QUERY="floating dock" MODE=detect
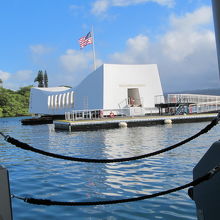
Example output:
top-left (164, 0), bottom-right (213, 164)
top-left (54, 113), bottom-right (217, 132)
top-left (21, 115), bottom-right (65, 125)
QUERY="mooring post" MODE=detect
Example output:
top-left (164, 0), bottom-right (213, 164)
top-left (189, 141), bottom-right (220, 220)
top-left (0, 166), bottom-right (13, 220)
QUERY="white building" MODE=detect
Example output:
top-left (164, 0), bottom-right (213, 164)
top-left (29, 87), bottom-right (74, 115)
top-left (29, 64), bottom-right (164, 116)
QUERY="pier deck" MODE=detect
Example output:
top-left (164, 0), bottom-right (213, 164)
top-left (54, 113), bottom-right (217, 132)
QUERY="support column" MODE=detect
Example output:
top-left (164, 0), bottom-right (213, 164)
top-left (212, 0), bottom-right (220, 76)
top-left (0, 166), bottom-right (13, 220)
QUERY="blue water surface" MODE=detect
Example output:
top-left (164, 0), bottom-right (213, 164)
top-left (0, 117), bottom-right (219, 220)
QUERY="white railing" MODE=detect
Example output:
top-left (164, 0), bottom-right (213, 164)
top-left (155, 94), bottom-right (220, 105)
top-left (154, 95), bottom-right (166, 104)
top-left (65, 107), bottom-right (159, 121)
top-left (118, 99), bottom-right (128, 109)
top-left (167, 94), bottom-right (220, 104)
top-left (154, 94), bottom-right (220, 114)
top-left (189, 101), bottom-right (220, 114)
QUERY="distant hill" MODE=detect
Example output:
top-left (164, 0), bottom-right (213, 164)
top-left (165, 88), bottom-right (220, 96)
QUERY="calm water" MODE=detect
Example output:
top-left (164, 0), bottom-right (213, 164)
top-left (0, 117), bottom-right (219, 220)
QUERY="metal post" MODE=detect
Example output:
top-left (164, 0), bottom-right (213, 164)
top-left (91, 25), bottom-right (97, 71)
top-left (0, 166), bottom-right (13, 220)
top-left (212, 0), bottom-right (220, 77)
top-left (189, 141), bottom-right (220, 220)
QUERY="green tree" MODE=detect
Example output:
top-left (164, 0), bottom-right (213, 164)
top-left (17, 85), bottom-right (32, 96)
top-left (44, 70), bottom-right (48, 87)
top-left (34, 70), bottom-right (44, 87)
top-left (0, 86), bottom-right (32, 117)
top-left (0, 107), bottom-right (3, 117)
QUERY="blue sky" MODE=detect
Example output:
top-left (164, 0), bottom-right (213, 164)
top-left (0, 0), bottom-right (219, 92)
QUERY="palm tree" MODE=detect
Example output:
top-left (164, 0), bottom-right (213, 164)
top-left (34, 70), bottom-right (44, 87)
top-left (44, 71), bottom-right (48, 87)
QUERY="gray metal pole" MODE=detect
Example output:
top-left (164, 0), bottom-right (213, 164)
top-left (212, 0), bottom-right (220, 76)
top-left (0, 166), bottom-right (13, 220)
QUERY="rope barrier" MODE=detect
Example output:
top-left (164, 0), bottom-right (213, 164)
top-left (0, 112), bottom-right (220, 163)
top-left (11, 165), bottom-right (220, 206)
top-left (0, 132), bottom-right (8, 139)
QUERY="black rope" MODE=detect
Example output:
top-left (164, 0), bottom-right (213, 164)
top-left (12, 165), bottom-right (220, 206)
top-left (1, 113), bottom-right (220, 163)
top-left (0, 131), bottom-right (8, 139)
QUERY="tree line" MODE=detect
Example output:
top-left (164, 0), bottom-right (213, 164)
top-left (0, 86), bottom-right (32, 117)
top-left (0, 70), bottom-right (49, 117)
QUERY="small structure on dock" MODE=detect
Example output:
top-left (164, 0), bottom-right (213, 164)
top-left (155, 94), bottom-right (220, 115)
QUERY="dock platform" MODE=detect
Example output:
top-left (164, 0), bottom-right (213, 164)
top-left (54, 113), bottom-right (217, 132)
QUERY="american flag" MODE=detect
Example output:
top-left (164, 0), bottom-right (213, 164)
top-left (79, 32), bottom-right (93, 49)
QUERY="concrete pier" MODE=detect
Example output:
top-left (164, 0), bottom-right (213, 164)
top-left (54, 113), bottom-right (217, 132)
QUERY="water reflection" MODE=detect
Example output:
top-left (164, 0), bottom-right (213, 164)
top-left (99, 127), bottom-right (168, 195)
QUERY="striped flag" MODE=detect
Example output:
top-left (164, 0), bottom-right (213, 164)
top-left (79, 32), bottom-right (93, 49)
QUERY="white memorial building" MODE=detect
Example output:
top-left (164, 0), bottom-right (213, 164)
top-left (29, 64), bottom-right (164, 116)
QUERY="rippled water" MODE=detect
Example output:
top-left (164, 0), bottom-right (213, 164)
top-left (0, 117), bottom-right (219, 220)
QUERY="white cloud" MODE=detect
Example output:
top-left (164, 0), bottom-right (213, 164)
top-left (0, 69), bottom-right (34, 90)
top-left (161, 6), bottom-right (215, 63)
top-left (170, 6), bottom-right (212, 29)
top-left (30, 44), bottom-right (52, 55)
top-left (59, 49), bottom-right (103, 86)
top-left (162, 30), bottom-right (215, 62)
top-left (16, 70), bottom-right (33, 81)
top-left (0, 70), bottom-right (10, 81)
top-left (60, 49), bottom-right (93, 72)
top-left (111, 35), bottom-right (150, 63)
top-left (29, 44), bottom-right (54, 67)
top-left (109, 6), bottom-right (219, 91)
top-left (161, 6), bottom-right (214, 61)
top-left (92, 0), bottom-right (174, 15)
top-left (92, 0), bottom-right (109, 15)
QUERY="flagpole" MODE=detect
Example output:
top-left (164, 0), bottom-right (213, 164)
top-left (91, 25), bottom-right (97, 71)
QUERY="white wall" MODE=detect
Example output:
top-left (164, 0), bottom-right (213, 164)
top-left (29, 87), bottom-right (74, 115)
top-left (74, 65), bottom-right (104, 110)
top-left (103, 64), bottom-right (163, 109)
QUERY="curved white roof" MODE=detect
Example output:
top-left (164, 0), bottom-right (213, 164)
top-left (32, 87), bottom-right (71, 92)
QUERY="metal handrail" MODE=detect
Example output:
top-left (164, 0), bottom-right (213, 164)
top-left (65, 107), bottom-right (159, 121)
